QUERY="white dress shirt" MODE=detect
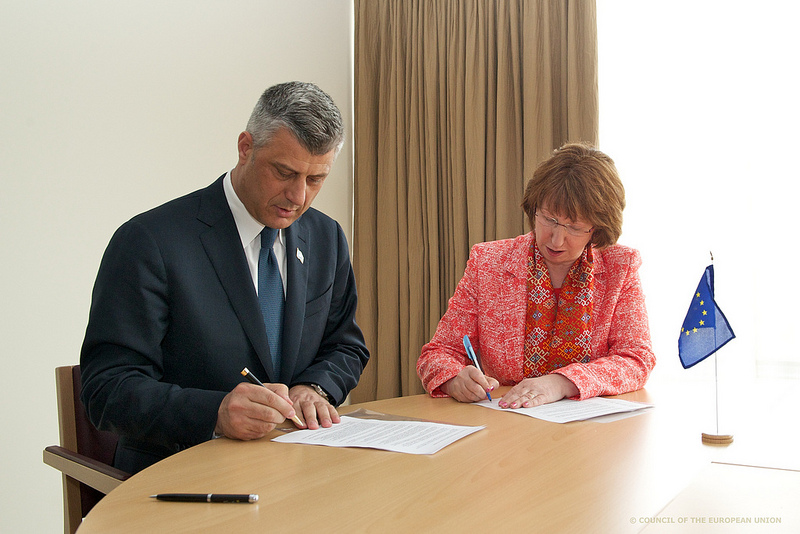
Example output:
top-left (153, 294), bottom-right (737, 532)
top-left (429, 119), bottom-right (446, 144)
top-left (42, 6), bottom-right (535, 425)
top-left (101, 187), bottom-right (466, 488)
top-left (222, 172), bottom-right (287, 295)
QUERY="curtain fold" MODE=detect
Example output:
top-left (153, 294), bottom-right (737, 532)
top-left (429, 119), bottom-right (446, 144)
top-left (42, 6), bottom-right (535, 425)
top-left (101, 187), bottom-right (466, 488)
top-left (352, 0), bottom-right (598, 402)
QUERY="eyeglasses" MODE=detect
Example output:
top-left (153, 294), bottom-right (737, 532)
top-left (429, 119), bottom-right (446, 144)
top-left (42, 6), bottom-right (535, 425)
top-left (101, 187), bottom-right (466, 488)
top-left (535, 212), bottom-right (593, 237)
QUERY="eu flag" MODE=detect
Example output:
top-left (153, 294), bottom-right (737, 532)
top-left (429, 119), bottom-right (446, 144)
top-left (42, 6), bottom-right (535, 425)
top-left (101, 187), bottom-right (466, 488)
top-left (679, 265), bottom-right (736, 369)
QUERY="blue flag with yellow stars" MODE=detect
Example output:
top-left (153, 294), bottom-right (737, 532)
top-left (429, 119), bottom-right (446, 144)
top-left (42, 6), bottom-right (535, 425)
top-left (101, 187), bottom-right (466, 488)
top-left (679, 265), bottom-right (736, 369)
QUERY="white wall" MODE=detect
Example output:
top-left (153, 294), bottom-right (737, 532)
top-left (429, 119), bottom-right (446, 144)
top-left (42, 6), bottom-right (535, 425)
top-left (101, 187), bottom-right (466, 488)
top-left (0, 1), bottom-right (353, 531)
top-left (597, 1), bottom-right (800, 427)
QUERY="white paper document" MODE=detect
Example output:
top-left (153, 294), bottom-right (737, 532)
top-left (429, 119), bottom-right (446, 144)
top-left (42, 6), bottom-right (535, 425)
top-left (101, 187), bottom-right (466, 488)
top-left (272, 415), bottom-right (484, 454)
top-left (474, 397), bottom-right (652, 423)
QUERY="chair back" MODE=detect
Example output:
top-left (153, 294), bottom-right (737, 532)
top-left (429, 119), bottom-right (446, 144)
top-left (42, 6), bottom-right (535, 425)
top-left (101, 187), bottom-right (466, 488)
top-left (45, 365), bottom-right (129, 533)
top-left (62, 366), bottom-right (120, 517)
top-left (51, 365), bottom-right (125, 527)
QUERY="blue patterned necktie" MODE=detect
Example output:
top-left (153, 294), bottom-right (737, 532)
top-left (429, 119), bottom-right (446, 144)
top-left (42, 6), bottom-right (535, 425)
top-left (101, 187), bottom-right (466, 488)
top-left (258, 227), bottom-right (284, 377)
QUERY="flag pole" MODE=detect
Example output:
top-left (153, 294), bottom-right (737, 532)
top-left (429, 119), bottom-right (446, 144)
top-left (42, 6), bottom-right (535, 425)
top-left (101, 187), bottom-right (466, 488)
top-left (714, 351), bottom-right (719, 434)
top-left (701, 251), bottom-right (733, 445)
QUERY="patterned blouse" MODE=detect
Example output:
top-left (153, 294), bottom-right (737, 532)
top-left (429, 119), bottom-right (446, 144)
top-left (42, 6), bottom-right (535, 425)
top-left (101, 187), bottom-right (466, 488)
top-left (417, 233), bottom-right (655, 399)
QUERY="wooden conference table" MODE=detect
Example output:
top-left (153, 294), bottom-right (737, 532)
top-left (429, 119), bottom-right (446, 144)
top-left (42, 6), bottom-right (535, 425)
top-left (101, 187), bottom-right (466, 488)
top-left (77, 384), bottom-right (797, 533)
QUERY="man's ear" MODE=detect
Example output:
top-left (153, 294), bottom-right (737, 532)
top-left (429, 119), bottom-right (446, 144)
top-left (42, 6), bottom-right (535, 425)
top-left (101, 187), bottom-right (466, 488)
top-left (237, 131), bottom-right (254, 164)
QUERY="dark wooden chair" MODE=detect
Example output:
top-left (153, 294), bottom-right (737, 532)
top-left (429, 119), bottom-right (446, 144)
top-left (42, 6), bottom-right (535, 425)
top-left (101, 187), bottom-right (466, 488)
top-left (43, 365), bottom-right (130, 534)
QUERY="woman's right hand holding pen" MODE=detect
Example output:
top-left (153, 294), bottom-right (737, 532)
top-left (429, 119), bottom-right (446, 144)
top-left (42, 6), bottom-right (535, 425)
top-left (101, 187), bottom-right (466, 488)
top-left (440, 366), bottom-right (499, 403)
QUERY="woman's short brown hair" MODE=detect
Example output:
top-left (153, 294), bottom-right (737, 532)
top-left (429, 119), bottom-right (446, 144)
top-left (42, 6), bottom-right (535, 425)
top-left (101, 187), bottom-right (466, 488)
top-left (521, 142), bottom-right (625, 249)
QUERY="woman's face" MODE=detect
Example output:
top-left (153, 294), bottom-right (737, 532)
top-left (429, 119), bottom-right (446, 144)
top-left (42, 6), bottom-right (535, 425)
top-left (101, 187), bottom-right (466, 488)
top-left (533, 207), bottom-right (594, 271)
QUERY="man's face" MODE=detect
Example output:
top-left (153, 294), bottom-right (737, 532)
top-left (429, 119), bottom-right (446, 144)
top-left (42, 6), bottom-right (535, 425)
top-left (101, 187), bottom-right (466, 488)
top-left (231, 127), bottom-right (336, 229)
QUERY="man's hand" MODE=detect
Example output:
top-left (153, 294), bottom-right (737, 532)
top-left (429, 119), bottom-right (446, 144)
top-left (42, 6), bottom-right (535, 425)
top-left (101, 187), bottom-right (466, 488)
top-left (289, 385), bottom-right (340, 430)
top-left (215, 382), bottom-right (297, 440)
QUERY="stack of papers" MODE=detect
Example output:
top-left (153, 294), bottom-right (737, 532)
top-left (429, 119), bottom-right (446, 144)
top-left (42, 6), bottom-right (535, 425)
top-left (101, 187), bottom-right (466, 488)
top-left (475, 397), bottom-right (652, 423)
top-left (271, 397), bottom-right (651, 455)
top-left (272, 415), bottom-right (484, 454)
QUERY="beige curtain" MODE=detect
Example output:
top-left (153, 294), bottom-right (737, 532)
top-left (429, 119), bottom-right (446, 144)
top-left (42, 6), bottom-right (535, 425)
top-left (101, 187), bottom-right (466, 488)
top-left (351, 0), bottom-right (598, 403)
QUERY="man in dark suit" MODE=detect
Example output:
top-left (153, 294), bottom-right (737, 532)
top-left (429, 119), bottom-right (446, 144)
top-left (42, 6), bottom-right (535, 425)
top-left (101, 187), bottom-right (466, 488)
top-left (80, 82), bottom-right (369, 474)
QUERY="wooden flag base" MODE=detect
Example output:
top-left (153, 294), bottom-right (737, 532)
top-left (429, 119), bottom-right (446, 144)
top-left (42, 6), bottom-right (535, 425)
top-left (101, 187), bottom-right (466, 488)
top-left (701, 432), bottom-right (733, 445)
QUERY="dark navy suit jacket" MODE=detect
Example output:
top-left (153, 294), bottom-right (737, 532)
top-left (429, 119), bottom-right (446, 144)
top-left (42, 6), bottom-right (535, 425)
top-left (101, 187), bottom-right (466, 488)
top-left (80, 176), bottom-right (369, 473)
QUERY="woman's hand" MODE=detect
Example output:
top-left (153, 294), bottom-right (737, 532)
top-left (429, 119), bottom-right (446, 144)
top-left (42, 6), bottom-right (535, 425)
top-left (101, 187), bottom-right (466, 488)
top-left (498, 374), bottom-right (579, 409)
top-left (441, 366), bottom-right (499, 403)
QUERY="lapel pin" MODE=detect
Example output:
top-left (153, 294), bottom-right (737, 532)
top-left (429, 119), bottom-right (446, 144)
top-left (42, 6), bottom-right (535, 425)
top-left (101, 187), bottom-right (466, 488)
top-left (296, 248), bottom-right (304, 264)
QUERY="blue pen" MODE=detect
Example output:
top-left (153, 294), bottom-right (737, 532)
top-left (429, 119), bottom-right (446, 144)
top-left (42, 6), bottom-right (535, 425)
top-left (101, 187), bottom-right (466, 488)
top-left (462, 335), bottom-right (492, 401)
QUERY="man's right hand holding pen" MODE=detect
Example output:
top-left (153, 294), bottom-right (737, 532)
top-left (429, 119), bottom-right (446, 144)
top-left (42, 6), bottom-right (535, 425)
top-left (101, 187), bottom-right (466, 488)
top-left (215, 367), bottom-right (342, 439)
top-left (215, 380), bottom-right (301, 440)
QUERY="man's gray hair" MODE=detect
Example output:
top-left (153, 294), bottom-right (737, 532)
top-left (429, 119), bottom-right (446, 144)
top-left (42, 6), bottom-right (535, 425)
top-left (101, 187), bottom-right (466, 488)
top-left (246, 81), bottom-right (344, 157)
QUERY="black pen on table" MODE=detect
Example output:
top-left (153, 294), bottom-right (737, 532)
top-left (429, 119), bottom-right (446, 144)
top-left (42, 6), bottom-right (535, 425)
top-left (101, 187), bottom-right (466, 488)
top-left (150, 493), bottom-right (258, 503)
top-left (240, 367), bottom-right (305, 427)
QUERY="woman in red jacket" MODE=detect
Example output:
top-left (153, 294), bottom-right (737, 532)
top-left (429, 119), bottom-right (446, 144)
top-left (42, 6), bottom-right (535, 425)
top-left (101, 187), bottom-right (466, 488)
top-left (417, 143), bottom-right (655, 409)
